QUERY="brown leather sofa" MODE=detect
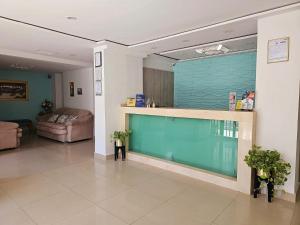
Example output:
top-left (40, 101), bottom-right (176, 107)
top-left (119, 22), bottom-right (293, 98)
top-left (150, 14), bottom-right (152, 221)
top-left (0, 122), bottom-right (22, 150)
top-left (36, 107), bottom-right (94, 143)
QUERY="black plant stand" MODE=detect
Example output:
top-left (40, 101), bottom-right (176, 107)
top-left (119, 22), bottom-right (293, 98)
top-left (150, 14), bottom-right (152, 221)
top-left (114, 143), bottom-right (126, 161)
top-left (253, 169), bottom-right (274, 202)
top-left (253, 170), bottom-right (261, 198)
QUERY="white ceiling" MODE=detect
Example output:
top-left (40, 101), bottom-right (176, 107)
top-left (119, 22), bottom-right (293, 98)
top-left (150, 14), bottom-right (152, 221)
top-left (0, 0), bottom-right (299, 72)
top-left (162, 36), bottom-right (257, 60)
top-left (1, 0), bottom-right (298, 44)
top-left (0, 54), bottom-right (88, 73)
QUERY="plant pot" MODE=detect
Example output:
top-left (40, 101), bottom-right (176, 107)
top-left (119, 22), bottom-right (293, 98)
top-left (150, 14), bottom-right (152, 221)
top-left (274, 189), bottom-right (283, 198)
top-left (116, 139), bottom-right (123, 147)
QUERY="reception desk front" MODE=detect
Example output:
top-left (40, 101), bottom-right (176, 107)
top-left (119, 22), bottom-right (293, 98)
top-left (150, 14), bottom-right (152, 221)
top-left (121, 107), bottom-right (256, 194)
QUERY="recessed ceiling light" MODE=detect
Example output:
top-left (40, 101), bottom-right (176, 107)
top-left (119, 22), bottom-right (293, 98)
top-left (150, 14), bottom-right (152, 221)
top-left (66, 16), bottom-right (77, 20)
top-left (224, 29), bottom-right (234, 34)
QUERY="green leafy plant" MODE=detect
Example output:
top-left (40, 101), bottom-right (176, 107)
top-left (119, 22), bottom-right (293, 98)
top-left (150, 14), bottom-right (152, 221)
top-left (38, 99), bottom-right (53, 116)
top-left (111, 130), bottom-right (131, 144)
top-left (244, 145), bottom-right (291, 187)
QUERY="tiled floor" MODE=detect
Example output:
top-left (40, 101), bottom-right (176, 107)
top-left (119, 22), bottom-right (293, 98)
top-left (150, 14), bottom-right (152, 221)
top-left (0, 135), bottom-right (299, 225)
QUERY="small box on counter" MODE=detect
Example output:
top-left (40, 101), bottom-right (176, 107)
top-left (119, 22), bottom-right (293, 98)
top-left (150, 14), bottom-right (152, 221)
top-left (135, 94), bottom-right (145, 107)
top-left (126, 98), bottom-right (136, 107)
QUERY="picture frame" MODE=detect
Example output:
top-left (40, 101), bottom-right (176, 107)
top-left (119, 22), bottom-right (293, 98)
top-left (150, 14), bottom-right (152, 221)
top-left (0, 80), bottom-right (28, 101)
top-left (267, 37), bottom-right (289, 63)
top-left (69, 82), bottom-right (74, 97)
top-left (77, 88), bottom-right (82, 95)
top-left (95, 52), bottom-right (102, 67)
top-left (95, 67), bottom-right (102, 81)
top-left (95, 80), bottom-right (102, 96)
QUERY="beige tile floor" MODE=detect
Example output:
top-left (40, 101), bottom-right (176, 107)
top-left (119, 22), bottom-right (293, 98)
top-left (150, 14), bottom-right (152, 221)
top-left (0, 135), bottom-right (299, 225)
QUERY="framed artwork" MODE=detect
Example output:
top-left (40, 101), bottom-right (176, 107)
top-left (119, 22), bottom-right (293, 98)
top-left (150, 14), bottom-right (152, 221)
top-left (69, 82), bottom-right (74, 97)
top-left (77, 88), bottom-right (82, 95)
top-left (0, 80), bottom-right (28, 101)
top-left (95, 80), bottom-right (102, 96)
top-left (95, 67), bottom-right (102, 81)
top-left (95, 52), bottom-right (102, 67)
top-left (268, 37), bottom-right (289, 63)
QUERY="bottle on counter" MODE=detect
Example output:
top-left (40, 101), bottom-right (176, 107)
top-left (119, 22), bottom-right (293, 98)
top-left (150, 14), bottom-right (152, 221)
top-left (146, 98), bottom-right (151, 108)
top-left (151, 97), bottom-right (156, 108)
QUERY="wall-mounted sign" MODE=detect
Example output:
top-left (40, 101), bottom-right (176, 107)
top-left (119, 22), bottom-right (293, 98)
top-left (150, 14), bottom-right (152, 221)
top-left (268, 37), bottom-right (289, 63)
top-left (95, 52), bottom-right (102, 67)
top-left (95, 81), bottom-right (102, 96)
top-left (95, 67), bottom-right (102, 81)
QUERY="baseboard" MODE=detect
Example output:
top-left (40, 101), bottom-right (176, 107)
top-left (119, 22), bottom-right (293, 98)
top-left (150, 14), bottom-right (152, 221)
top-left (127, 151), bottom-right (238, 192)
top-left (127, 151), bottom-right (297, 202)
top-left (94, 152), bottom-right (114, 160)
top-left (276, 191), bottom-right (296, 202)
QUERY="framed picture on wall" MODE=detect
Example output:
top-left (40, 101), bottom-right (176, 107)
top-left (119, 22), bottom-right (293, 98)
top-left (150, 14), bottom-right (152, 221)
top-left (69, 82), bottom-right (74, 97)
top-left (77, 88), bottom-right (82, 95)
top-left (95, 80), bottom-right (102, 96)
top-left (95, 52), bottom-right (102, 67)
top-left (267, 37), bottom-right (289, 63)
top-left (0, 80), bottom-right (28, 101)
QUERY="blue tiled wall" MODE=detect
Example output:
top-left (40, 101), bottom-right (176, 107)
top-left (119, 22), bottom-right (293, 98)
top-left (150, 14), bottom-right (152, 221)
top-left (174, 51), bottom-right (257, 110)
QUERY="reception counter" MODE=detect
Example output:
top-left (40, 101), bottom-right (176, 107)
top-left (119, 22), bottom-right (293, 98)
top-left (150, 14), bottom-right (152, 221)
top-left (121, 107), bottom-right (256, 194)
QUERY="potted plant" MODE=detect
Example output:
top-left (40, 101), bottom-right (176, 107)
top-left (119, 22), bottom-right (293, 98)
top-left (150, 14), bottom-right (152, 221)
top-left (244, 145), bottom-right (291, 202)
top-left (38, 99), bottom-right (53, 116)
top-left (111, 130), bottom-right (131, 147)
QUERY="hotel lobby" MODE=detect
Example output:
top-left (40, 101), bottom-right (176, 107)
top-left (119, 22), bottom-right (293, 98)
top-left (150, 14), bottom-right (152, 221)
top-left (0, 1), bottom-right (300, 225)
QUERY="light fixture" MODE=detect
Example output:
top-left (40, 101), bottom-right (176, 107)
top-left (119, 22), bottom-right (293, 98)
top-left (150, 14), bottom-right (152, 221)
top-left (195, 44), bottom-right (230, 56)
top-left (10, 64), bottom-right (34, 70)
top-left (66, 16), bottom-right (77, 20)
top-left (195, 48), bottom-right (204, 54)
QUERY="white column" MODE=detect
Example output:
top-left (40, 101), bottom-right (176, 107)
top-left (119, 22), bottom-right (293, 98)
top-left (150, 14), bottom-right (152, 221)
top-left (256, 9), bottom-right (300, 196)
top-left (93, 43), bottom-right (143, 157)
top-left (53, 73), bottom-right (63, 109)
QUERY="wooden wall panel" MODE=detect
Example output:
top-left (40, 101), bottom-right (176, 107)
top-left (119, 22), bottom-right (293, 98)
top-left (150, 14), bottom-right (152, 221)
top-left (143, 68), bottom-right (174, 107)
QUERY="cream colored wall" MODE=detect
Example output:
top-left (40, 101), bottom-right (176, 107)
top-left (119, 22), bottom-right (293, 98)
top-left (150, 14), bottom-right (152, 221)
top-left (256, 9), bottom-right (300, 195)
top-left (143, 54), bottom-right (176, 72)
top-left (62, 67), bottom-right (94, 113)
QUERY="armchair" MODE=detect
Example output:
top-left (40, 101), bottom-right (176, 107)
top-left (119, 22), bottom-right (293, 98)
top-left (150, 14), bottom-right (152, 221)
top-left (0, 122), bottom-right (22, 150)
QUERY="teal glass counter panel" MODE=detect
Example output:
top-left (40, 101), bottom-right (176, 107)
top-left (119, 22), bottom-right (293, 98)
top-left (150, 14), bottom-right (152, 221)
top-left (129, 115), bottom-right (238, 177)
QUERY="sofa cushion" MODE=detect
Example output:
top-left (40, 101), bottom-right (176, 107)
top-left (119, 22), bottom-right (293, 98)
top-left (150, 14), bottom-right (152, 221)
top-left (66, 115), bottom-right (79, 122)
top-left (56, 114), bottom-right (69, 124)
top-left (37, 122), bottom-right (66, 130)
top-left (0, 122), bottom-right (19, 129)
top-left (36, 124), bottom-right (67, 135)
top-left (54, 108), bottom-right (91, 117)
top-left (47, 114), bottom-right (60, 123)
